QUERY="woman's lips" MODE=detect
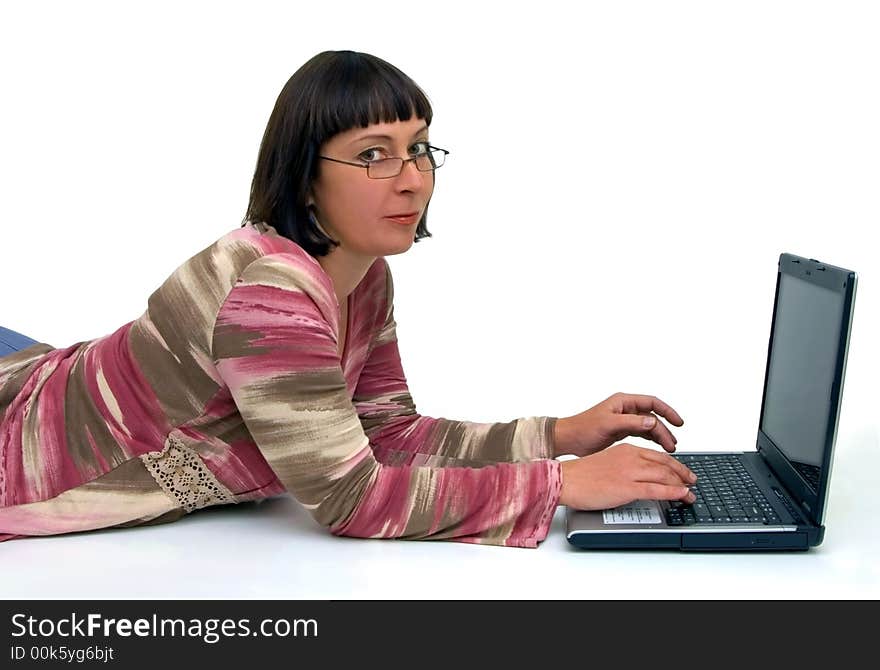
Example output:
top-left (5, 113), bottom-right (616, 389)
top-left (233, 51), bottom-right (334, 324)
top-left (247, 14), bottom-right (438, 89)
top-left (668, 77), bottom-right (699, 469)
top-left (385, 213), bottom-right (419, 224)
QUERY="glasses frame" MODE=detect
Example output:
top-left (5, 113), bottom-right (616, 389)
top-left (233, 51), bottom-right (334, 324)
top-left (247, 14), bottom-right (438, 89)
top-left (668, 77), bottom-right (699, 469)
top-left (318, 144), bottom-right (450, 179)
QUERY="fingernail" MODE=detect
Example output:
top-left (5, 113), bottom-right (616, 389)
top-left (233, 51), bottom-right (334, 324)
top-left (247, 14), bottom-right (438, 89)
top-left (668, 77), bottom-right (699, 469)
top-left (643, 416), bottom-right (656, 429)
top-left (689, 472), bottom-right (698, 483)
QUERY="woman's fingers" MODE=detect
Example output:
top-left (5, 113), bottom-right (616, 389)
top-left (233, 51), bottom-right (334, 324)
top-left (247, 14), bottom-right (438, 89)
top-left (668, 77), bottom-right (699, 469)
top-left (638, 413), bottom-right (678, 452)
top-left (637, 464), bottom-right (693, 488)
top-left (619, 393), bottom-right (684, 427)
top-left (639, 482), bottom-right (695, 502)
top-left (617, 413), bottom-right (677, 452)
top-left (560, 444), bottom-right (697, 510)
top-left (613, 392), bottom-right (683, 452)
top-left (638, 447), bottom-right (697, 484)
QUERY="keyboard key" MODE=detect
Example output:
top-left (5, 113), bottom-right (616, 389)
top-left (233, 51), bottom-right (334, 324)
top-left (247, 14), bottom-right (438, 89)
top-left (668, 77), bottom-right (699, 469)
top-left (669, 454), bottom-right (783, 527)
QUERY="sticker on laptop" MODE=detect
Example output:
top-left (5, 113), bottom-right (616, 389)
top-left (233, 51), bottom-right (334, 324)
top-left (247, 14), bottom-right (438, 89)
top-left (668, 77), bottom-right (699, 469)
top-left (603, 500), bottom-right (662, 525)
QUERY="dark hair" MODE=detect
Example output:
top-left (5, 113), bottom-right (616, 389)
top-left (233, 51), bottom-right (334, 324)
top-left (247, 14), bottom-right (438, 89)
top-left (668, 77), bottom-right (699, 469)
top-left (242, 50), bottom-right (435, 256)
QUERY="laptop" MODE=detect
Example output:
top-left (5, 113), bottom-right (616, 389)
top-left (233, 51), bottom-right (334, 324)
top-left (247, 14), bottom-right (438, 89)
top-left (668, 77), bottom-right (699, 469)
top-left (566, 253), bottom-right (858, 551)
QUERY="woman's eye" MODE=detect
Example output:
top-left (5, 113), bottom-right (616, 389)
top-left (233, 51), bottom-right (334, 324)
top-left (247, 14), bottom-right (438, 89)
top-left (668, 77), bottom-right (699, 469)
top-left (359, 148), bottom-right (382, 162)
top-left (359, 142), bottom-right (430, 162)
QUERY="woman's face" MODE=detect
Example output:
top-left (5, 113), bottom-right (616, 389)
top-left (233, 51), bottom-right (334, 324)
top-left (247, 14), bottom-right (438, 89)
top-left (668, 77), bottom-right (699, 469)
top-left (308, 116), bottom-right (434, 259)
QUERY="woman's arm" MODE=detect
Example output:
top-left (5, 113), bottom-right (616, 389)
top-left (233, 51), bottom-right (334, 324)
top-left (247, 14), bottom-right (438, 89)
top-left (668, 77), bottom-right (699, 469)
top-left (211, 253), bottom-right (561, 548)
top-left (353, 261), bottom-right (559, 468)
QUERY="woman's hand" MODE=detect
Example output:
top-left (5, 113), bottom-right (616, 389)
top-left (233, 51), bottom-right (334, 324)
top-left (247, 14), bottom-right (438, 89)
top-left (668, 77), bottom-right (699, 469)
top-left (558, 443), bottom-right (697, 510)
top-left (553, 392), bottom-right (684, 458)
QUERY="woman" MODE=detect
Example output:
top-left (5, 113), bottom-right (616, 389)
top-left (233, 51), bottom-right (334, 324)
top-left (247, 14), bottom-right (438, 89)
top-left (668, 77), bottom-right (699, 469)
top-left (0, 50), bottom-right (696, 547)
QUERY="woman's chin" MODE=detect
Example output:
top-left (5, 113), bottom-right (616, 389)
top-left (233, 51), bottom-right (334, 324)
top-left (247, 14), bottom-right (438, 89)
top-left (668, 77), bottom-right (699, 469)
top-left (381, 228), bottom-right (417, 254)
top-left (383, 238), bottom-right (416, 256)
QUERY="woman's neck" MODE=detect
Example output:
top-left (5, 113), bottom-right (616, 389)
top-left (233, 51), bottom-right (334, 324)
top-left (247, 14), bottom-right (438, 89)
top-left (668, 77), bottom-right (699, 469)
top-left (316, 247), bottom-right (375, 309)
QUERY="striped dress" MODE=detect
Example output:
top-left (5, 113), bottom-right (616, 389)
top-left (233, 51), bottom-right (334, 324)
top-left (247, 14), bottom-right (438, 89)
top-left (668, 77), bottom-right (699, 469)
top-left (0, 222), bottom-right (562, 547)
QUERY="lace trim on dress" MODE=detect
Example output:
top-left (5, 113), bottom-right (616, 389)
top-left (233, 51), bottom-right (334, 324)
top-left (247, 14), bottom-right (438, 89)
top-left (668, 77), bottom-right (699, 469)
top-left (140, 433), bottom-right (235, 513)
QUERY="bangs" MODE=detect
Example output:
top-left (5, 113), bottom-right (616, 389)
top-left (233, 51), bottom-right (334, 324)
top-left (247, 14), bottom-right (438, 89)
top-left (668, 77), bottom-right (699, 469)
top-left (310, 53), bottom-right (434, 143)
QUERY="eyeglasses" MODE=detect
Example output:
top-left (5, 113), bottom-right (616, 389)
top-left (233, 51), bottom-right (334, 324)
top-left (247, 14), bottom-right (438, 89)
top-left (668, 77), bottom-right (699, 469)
top-left (318, 145), bottom-right (449, 179)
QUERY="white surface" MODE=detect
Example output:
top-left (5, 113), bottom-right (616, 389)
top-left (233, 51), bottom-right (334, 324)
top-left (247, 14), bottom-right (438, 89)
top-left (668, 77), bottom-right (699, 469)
top-left (1, 2), bottom-right (878, 599)
top-left (2, 428), bottom-right (876, 601)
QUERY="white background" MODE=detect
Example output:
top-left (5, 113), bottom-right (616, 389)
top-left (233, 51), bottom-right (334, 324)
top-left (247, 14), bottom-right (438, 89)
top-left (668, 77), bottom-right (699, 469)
top-left (1, 1), bottom-right (877, 598)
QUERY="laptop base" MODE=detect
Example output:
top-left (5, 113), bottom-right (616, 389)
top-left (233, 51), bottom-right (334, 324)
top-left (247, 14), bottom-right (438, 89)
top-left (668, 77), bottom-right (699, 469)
top-left (564, 519), bottom-right (820, 551)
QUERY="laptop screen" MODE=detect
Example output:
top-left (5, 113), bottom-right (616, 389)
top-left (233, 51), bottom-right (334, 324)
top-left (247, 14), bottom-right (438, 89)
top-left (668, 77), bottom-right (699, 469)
top-left (760, 272), bottom-right (845, 492)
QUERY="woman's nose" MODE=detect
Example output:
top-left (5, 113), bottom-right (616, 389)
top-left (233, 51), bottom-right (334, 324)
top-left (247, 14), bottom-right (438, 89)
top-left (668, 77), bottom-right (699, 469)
top-left (395, 158), bottom-right (427, 190)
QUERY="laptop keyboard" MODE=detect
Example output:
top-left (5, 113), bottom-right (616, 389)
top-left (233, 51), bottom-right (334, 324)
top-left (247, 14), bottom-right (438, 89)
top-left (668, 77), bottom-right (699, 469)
top-left (666, 454), bottom-right (781, 525)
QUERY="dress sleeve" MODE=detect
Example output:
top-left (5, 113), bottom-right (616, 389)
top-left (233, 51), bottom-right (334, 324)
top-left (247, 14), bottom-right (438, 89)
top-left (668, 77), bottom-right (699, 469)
top-left (211, 253), bottom-right (561, 548)
top-left (354, 260), bottom-right (559, 468)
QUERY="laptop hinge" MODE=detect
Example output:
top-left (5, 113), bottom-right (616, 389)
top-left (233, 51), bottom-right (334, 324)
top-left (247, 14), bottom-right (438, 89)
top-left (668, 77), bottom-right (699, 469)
top-left (755, 448), bottom-right (810, 526)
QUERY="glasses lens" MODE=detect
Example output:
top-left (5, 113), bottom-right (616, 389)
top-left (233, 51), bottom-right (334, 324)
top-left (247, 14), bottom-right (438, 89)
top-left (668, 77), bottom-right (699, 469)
top-left (416, 150), bottom-right (445, 171)
top-left (368, 158), bottom-right (403, 179)
top-left (367, 150), bottom-right (446, 178)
